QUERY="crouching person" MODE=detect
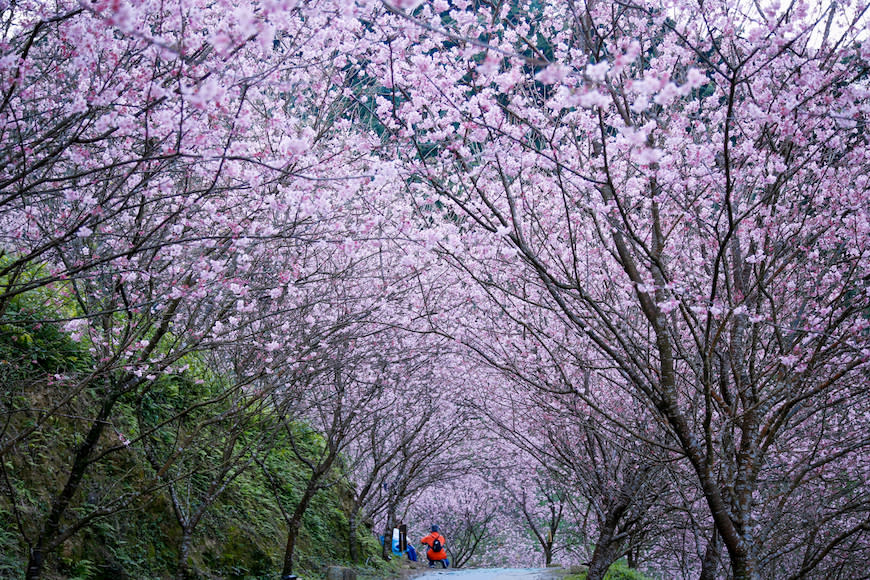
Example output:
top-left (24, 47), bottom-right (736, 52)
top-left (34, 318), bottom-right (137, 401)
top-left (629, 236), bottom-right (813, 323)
top-left (420, 525), bottom-right (449, 568)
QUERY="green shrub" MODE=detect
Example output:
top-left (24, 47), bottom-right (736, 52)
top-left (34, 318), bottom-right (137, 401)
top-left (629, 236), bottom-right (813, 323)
top-left (565, 559), bottom-right (655, 580)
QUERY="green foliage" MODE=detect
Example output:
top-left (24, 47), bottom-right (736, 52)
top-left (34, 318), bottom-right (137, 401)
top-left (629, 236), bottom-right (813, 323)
top-left (0, 504), bottom-right (22, 576)
top-left (0, 290), bottom-right (385, 580)
top-left (60, 557), bottom-right (98, 580)
top-left (78, 500), bottom-right (178, 579)
top-left (0, 289), bottom-right (101, 574)
top-left (565, 559), bottom-right (656, 580)
top-left (0, 298), bottom-right (93, 385)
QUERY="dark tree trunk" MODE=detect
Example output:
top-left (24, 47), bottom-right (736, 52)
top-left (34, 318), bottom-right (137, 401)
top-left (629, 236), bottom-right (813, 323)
top-left (281, 485), bottom-right (318, 578)
top-left (282, 515), bottom-right (302, 577)
top-left (381, 505), bottom-right (396, 561)
top-left (732, 556), bottom-right (761, 580)
top-left (585, 521), bottom-right (621, 580)
top-left (24, 548), bottom-right (44, 580)
top-left (25, 394), bottom-right (118, 580)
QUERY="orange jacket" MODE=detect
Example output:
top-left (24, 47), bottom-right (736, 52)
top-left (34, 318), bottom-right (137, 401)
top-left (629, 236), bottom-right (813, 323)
top-left (420, 531), bottom-right (447, 560)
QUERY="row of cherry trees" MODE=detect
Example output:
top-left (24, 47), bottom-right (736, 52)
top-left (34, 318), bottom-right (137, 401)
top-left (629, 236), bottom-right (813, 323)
top-left (2, 0), bottom-right (869, 578)
top-left (369, 0), bottom-right (870, 577)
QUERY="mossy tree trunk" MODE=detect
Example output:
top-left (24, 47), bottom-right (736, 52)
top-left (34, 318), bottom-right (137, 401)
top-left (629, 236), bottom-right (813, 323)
top-left (176, 529), bottom-right (195, 580)
top-left (281, 480), bottom-right (321, 577)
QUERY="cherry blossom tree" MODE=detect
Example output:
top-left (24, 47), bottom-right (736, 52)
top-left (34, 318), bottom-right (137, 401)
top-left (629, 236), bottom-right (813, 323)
top-left (502, 467), bottom-right (572, 568)
top-left (371, 391), bottom-right (481, 563)
top-left (466, 356), bottom-right (674, 577)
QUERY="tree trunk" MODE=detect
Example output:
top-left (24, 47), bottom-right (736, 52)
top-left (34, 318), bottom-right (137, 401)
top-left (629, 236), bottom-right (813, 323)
top-left (732, 554), bottom-right (761, 580)
top-left (348, 510), bottom-right (359, 564)
top-left (176, 528), bottom-right (194, 580)
top-left (381, 505), bottom-right (396, 561)
top-left (282, 515), bottom-right (302, 578)
top-left (25, 395), bottom-right (118, 580)
top-left (281, 484), bottom-right (318, 578)
top-left (585, 524), bottom-right (620, 580)
top-left (24, 548), bottom-right (44, 580)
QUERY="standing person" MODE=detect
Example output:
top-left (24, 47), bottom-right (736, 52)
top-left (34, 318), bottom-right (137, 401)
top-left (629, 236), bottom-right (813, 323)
top-left (420, 524), bottom-right (449, 568)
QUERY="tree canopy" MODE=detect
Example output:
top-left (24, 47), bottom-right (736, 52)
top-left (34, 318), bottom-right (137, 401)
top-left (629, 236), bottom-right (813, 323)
top-left (1, 0), bottom-right (868, 578)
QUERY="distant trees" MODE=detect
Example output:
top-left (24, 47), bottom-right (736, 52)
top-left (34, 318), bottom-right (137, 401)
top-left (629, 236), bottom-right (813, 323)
top-left (340, 344), bottom-right (462, 564)
top-left (469, 365), bottom-right (674, 577)
top-left (410, 474), bottom-right (506, 568)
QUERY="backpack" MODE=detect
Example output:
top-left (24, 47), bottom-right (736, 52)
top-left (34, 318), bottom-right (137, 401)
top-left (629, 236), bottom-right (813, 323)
top-left (431, 536), bottom-right (443, 553)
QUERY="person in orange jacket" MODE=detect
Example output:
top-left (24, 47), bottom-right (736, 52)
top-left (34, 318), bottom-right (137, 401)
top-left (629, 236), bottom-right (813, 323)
top-left (420, 524), bottom-right (449, 568)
